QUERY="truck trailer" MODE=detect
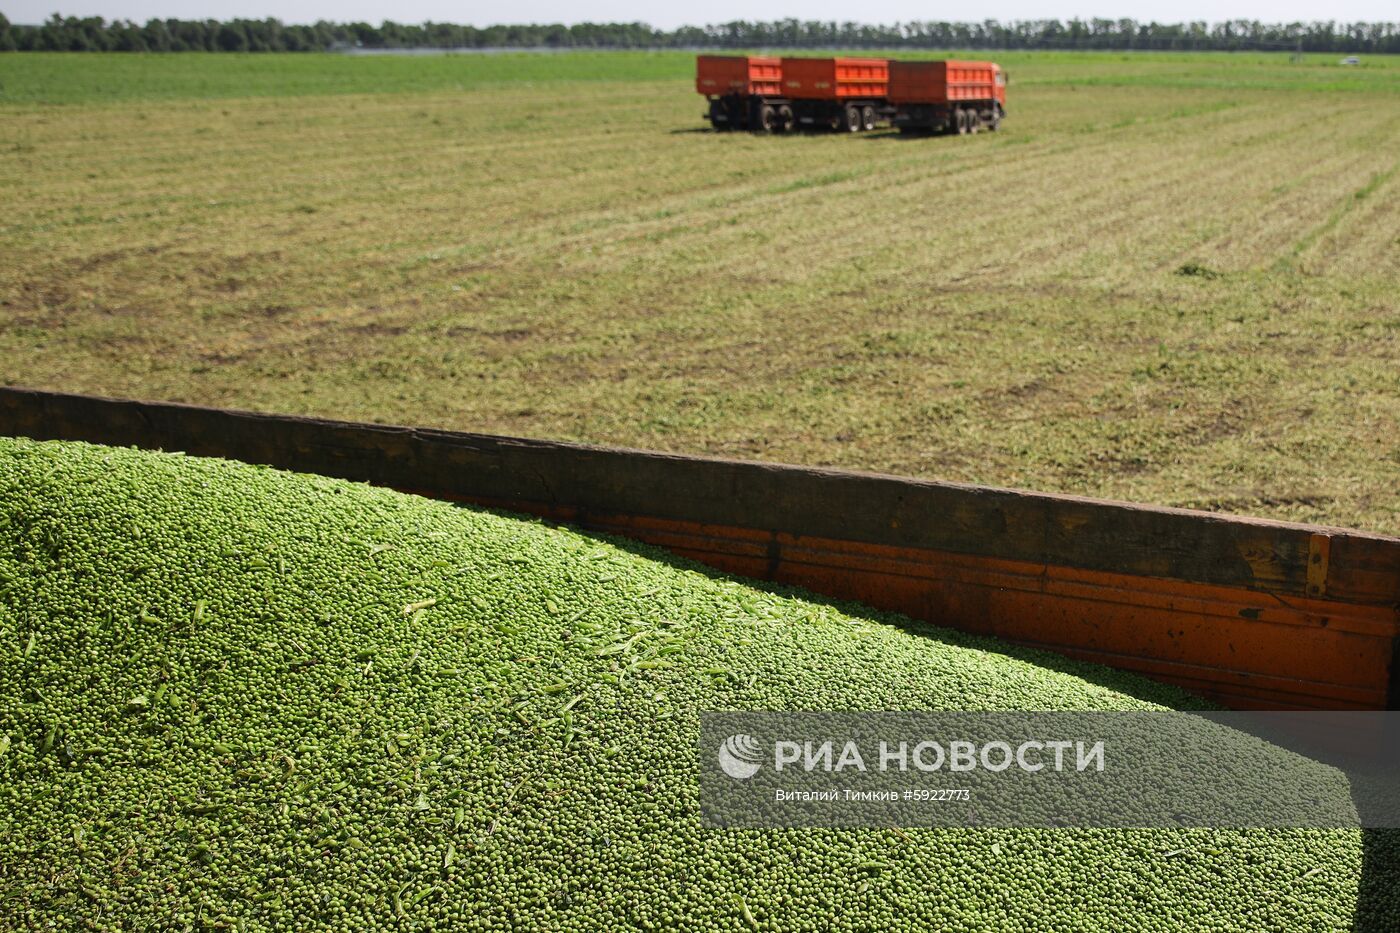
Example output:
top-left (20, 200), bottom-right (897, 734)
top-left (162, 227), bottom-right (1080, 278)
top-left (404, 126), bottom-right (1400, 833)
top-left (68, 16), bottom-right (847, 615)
top-left (780, 56), bottom-right (891, 132)
top-left (697, 55), bottom-right (892, 133)
top-left (695, 54), bottom-right (784, 131)
top-left (697, 55), bottom-right (1006, 135)
top-left (889, 59), bottom-right (1007, 134)
top-left (8, 386), bottom-right (1399, 713)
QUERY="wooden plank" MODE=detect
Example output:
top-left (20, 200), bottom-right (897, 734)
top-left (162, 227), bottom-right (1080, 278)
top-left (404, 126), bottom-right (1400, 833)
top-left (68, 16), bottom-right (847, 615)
top-left (1328, 533), bottom-right (1400, 605)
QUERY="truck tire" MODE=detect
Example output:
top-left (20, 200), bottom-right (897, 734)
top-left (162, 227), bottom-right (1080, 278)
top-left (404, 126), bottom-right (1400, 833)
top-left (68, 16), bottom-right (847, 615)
top-left (955, 109), bottom-right (969, 135)
top-left (843, 104), bottom-right (861, 133)
top-left (707, 100), bottom-right (729, 131)
top-left (860, 105), bottom-right (877, 132)
top-left (777, 104), bottom-right (795, 133)
top-left (755, 104), bottom-right (777, 134)
top-left (988, 105), bottom-right (1002, 131)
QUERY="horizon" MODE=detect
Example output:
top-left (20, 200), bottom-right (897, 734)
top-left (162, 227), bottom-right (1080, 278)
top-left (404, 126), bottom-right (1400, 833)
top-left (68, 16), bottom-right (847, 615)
top-left (4, 5), bottom-right (1398, 29)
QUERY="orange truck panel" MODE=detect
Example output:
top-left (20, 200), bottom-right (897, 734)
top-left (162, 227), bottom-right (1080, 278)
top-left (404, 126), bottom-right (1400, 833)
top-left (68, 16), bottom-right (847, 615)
top-left (5, 387), bottom-right (1397, 711)
top-left (781, 57), bottom-right (889, 100)
top-left (889, 59), bottom-right (1006, 107)
top-left (422, 505), bottom-right (1398, 710)
top-left (696, 55), bottom-right (783, 97)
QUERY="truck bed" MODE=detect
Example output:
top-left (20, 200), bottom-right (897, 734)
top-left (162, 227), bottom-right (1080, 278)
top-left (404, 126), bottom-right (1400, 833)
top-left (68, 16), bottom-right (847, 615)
top-left (781, 56), bottom-right (889, 100)
top-left (696, 55), bottom-right (783, 97)
top-left (889, 59), bottom-right (1003, 105)
top-left (4, 386), bottom-right (1397, 711)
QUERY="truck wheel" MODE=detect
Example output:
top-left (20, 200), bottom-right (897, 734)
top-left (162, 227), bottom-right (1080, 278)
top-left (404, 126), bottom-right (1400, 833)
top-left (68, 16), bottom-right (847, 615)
top-left (860, 105), bottom-right (877, 132)
top-left (707, 101), bottom-right (729, 131)
top-left (777, 105), bottom-right (795, 133)
top-left (843, 105), bottom-right (861, 133)
top-left (955, 109), bottom-right (969, 135)
top-left (755, 104), bottom-right (777, 134)
top-left (988, 106), bottom-right (1002, 131)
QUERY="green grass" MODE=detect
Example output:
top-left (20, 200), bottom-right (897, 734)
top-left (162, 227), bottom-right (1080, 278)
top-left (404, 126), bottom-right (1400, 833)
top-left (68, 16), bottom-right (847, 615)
top-left (2, 436), bottom-right (1388, 930)
top-left (2, 49), bottom-right (1397, 104)
top-left (1, 51), bottom-right (1399, 533)
top-left (0, 50), bottom-right (698, 104)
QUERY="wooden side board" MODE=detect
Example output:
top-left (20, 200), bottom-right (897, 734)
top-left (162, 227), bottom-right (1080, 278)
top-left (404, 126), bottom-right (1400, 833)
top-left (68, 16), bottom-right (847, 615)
top-left (3, 387), bottom-right (1397, 709)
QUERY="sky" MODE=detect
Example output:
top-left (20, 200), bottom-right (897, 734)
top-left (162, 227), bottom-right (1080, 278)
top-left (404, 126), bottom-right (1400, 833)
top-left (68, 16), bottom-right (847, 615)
top-left (4, 0), bottom-right (1393, 28)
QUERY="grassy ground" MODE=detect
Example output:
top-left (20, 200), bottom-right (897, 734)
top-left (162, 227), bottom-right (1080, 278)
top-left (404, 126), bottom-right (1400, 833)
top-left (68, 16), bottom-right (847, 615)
top-left (2, 51), bottom-right (1399, 533)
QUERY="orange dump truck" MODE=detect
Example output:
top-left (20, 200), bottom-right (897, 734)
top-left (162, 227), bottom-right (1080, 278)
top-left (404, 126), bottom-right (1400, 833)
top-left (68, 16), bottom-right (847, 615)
top-left (889, 59), bottom-right (1007, 134)
top-left (696, 55), bottom-right (1006, 136)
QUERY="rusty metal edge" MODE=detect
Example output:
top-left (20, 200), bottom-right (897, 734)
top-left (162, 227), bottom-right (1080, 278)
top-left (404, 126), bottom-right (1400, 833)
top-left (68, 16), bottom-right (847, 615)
top-left (2, 385), bottom-right (1398, 710)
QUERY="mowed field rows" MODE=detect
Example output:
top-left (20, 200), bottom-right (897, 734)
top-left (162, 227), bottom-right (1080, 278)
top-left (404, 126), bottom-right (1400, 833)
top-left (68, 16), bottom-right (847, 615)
top-left (2, 52), bottom-right (1399, 531)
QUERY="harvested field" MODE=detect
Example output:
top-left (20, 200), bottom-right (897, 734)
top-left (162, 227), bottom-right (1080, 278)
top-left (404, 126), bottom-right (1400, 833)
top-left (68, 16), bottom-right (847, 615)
top-left (1, 50), bottom-right (1398, 534)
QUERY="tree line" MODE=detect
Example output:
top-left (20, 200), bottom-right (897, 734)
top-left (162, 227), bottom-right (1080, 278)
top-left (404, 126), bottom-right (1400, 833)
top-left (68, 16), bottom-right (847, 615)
top-left (2, 14), bottom-right (1398, 54)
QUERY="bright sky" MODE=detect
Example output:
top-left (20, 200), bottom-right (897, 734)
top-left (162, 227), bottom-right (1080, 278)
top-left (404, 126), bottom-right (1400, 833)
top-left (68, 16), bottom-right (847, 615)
top-left (4, 0), bottom-right (1392, 28)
